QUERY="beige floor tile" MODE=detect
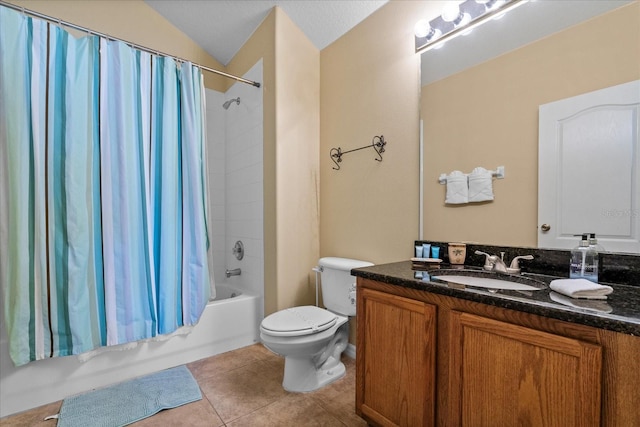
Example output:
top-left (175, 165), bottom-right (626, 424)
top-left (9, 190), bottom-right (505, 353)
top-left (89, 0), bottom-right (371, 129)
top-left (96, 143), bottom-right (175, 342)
top-left (198, 358), bottom-right (289, 423)
top-left (130, 397), bottom-right (224, 427)
top-left (188, 343), bottom-right (266, 381)
top-left (244, 342), bottom-right (281, 362)
top-left (0, 401), bottom-right (61, 427)
top-left (226, 393), bottom-right (344, 427)
top-left (313, 389), bottom-right (368, 427)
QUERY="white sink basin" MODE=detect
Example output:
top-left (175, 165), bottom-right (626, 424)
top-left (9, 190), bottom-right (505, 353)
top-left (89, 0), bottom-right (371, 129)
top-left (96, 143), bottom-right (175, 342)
top-left (432, 275), bottom-right (545, 291)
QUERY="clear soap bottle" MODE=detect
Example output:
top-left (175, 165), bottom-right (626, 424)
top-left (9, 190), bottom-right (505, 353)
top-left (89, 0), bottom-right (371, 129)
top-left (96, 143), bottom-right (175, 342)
top-left (589, 233), bottom-right (606, 252)
top-left (570, 233), bottom-right (599, 283)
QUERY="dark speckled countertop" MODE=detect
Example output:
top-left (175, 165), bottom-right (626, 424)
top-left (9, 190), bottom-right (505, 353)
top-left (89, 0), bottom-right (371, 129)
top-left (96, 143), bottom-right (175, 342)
top-left (352, 261), bottom-right (640, 337)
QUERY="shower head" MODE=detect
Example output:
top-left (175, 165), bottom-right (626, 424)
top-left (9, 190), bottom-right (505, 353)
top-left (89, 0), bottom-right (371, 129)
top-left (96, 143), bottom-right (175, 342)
top-left (223, 97), bottom-right (240, 110)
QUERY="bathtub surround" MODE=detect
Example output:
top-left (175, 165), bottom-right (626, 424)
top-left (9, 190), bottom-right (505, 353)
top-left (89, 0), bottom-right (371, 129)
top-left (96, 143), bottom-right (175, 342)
top-left (206, 60), bottom-right (265, 301)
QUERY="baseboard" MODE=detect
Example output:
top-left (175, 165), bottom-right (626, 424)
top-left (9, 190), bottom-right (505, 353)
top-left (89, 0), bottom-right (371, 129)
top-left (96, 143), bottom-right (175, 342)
top-left (344, 343), bottom-right (356, 359)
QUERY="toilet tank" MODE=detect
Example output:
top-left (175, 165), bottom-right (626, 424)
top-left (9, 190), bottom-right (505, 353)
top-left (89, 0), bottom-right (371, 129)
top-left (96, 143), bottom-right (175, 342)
top-left (318, 257), bottom-right (373, 316)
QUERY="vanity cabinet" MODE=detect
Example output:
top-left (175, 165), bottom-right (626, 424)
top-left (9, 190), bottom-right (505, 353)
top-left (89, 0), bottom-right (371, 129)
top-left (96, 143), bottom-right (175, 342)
top-left (356, 287), bottom-right (436, 426)
top-left (356, 278), bottom-right (640, 427)
top-left (447, 311), bottom-right (601, 426)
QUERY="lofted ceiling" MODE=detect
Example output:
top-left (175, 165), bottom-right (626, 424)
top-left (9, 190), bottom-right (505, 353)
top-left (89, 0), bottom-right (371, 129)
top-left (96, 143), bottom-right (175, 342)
top-left (143, 1), bottom-right (633, 85)
top-left (144, 0), bottom-right (389, 66)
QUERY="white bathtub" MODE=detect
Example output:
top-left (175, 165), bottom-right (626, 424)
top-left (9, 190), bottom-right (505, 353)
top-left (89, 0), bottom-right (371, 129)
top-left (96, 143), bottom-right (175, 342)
top-left (211, 283), bottom-right (243, 300)
top-left (0, 284), bottom-right (262, 418)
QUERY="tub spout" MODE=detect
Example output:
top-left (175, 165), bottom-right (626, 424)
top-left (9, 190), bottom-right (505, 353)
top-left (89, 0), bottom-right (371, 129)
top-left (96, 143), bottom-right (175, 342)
top-left (225, 268), bottom-right (241, 278)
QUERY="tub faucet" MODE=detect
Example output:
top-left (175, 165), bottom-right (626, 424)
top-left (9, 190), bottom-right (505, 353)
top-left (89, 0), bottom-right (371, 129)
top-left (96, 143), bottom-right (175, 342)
top-left (225, 268), bottom-right (241, 278)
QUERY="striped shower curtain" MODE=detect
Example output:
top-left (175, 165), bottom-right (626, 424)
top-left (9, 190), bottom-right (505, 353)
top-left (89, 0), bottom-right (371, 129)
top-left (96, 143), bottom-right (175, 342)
top-left (0, 6), bottom-right (211, 366)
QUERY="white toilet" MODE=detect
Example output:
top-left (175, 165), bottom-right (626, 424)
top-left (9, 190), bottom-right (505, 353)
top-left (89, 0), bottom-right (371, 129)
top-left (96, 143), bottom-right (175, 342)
top-left (260, 257), bottom-right (373, 392)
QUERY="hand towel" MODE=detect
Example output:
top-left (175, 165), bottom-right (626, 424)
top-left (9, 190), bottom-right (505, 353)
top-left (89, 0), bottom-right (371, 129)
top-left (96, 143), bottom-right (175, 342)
top-left (445, 171), bottom-right (468, 204)
top-left (549, 278), bottom-right (613, 300)
top-left (549, 291), bottom-right (613, 313)
top-left (468, 167), bottom-right (494, 202)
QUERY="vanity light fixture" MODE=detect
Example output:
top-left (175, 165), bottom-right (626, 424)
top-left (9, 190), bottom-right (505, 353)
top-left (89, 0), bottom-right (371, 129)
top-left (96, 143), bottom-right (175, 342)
top-left (415, 0), bottom-right (528, 54)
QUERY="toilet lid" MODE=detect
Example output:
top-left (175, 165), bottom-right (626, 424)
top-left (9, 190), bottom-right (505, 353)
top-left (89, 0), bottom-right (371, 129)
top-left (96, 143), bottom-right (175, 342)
top-left (261, 306), bottom-right (337, 337)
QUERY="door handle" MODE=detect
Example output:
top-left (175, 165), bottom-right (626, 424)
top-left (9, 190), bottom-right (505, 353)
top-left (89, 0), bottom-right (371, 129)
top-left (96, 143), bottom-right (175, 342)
top-left (540, 224), bottom-right (551, 232)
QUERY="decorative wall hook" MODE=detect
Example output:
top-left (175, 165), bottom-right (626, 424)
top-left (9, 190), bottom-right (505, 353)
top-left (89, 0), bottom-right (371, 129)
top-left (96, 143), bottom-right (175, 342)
top-left (330, 135), bottom-right (387, 170)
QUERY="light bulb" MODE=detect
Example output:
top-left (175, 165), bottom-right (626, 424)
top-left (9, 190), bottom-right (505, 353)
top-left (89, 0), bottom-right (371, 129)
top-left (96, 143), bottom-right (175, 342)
top-left (414, 19), bottom-right (441, 41)
top-left (414, 19), bottom-right (430, 38)
top-left (441, 3), bottom-right (461, 23)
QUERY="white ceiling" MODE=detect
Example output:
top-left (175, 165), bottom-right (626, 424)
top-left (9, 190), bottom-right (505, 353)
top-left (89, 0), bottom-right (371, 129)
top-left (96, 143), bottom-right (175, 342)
top-left (144, 0), bottom-right (388, 66)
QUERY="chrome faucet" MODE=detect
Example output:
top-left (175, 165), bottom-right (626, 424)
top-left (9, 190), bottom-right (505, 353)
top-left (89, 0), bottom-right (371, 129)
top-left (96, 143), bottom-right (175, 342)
top-left (225, 268), bottom-right (241, 278)
top-left (489, 252), bottom-right (509, 273)
top-left (475, 251), bottom-right (533, 274)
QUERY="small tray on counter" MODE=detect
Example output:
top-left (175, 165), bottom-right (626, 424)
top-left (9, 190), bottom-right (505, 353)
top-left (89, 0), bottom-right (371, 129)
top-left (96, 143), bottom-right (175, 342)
top-left (410, 257), bottom-right (443, 270)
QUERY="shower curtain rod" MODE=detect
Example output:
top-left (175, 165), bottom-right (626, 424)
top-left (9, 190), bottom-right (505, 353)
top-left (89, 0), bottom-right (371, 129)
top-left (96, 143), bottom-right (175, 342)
top-left (0, 1), bottom-right (262, 88)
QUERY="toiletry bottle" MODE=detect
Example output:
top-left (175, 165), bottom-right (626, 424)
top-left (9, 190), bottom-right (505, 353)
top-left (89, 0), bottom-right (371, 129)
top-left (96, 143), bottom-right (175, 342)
top-left (584, 233), bottom-right (600, 283)
top-left (588, 233), bottom-right (606, 252)
top-left (570, 234), bottom-right (598, 282)
top-left (570, 234), bottom-right (588, 280)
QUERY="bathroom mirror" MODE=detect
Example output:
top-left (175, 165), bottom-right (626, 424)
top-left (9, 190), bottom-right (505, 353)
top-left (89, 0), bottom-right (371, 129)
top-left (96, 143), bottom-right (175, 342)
top-left (419, 0), bottom-right (639, 253)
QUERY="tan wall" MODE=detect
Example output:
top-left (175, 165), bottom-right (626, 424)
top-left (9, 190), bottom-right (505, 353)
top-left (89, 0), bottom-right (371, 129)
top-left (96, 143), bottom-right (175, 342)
top-left (422, 2), bottom-right (640, 248)
top-left (320, 0), bottom-right (428, 344)
top-left (8, 0), bottom-right (228, 90)
top-left (228, 7), bottom-right (320, 315)
top-left (320, 0), bottom-right (424, 265)
top-left (274, 9), bottom-right (320, 311)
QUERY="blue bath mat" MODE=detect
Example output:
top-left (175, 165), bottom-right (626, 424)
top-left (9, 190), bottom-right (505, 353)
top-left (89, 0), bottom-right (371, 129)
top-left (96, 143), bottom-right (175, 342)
top-left (56, 365), bottom-right (201, 427)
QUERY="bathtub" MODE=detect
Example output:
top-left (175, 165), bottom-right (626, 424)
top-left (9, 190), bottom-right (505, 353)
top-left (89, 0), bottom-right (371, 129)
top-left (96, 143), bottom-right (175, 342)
top-left (0, 283), bottom-right (262, 418)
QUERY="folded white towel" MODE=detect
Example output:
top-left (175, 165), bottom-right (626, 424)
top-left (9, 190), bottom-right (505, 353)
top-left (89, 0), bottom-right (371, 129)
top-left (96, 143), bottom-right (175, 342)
top-left (445, 171), bottom-right (468, 204)
top-left (468, 167), bottom-right (494, 202)
top-left (549, 278), bottom-right (613, 300)
top-left (549, 291), bottom-right (613, 313)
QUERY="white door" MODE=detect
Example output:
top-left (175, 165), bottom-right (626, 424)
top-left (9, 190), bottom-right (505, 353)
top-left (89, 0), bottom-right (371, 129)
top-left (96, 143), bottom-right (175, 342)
top-left (538, 80), bottom-right (640, 253)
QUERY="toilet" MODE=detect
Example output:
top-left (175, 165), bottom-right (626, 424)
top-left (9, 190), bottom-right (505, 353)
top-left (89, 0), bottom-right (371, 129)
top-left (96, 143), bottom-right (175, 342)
top-left (260, 257), bottom-right (373, 392)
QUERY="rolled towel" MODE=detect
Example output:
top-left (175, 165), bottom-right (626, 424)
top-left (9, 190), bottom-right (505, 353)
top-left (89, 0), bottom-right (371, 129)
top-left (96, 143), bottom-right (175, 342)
top-left (549, 278), bottom-right (613, 300)
top-left (445, 171), bottom-right (468, 204)
top-left (468, 167), bottom-right (494, 202)
top-left (549, 291), bottom-right (613, 313)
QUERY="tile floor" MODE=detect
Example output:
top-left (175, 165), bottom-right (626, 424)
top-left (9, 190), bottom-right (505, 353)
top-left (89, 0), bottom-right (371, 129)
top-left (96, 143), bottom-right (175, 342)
top-left (0, 344), bottom-right (367, 426)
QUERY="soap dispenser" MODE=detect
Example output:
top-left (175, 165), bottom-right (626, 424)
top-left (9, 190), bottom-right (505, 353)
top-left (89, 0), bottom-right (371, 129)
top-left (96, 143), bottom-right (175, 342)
top-left (588, 233), bottom-right (606, 252)
top-left (570, 233), bottom-right (599, 283)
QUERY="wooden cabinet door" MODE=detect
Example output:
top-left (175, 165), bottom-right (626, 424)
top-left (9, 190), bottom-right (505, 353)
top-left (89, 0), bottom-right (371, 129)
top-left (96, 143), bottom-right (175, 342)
top-left (447, 311), bottom-right (602, 427)
top-left (357, 287), bottom-right (436, 427)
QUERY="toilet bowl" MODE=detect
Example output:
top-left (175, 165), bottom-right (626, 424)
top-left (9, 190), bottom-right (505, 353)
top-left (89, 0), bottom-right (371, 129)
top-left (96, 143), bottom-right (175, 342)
top-left (260, 306), bottom-right (349, 392)
top-left (260, 257), bottom-right (373, 392)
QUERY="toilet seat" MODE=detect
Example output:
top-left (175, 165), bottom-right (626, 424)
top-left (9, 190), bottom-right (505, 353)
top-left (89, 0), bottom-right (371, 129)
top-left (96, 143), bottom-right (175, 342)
top-left (261, 306), bottom-right (337, 337)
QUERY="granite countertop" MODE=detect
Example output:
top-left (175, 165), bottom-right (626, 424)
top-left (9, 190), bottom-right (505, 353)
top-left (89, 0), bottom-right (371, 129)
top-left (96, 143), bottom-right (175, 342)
top-left (352, 261), bottom-right (640, 336)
